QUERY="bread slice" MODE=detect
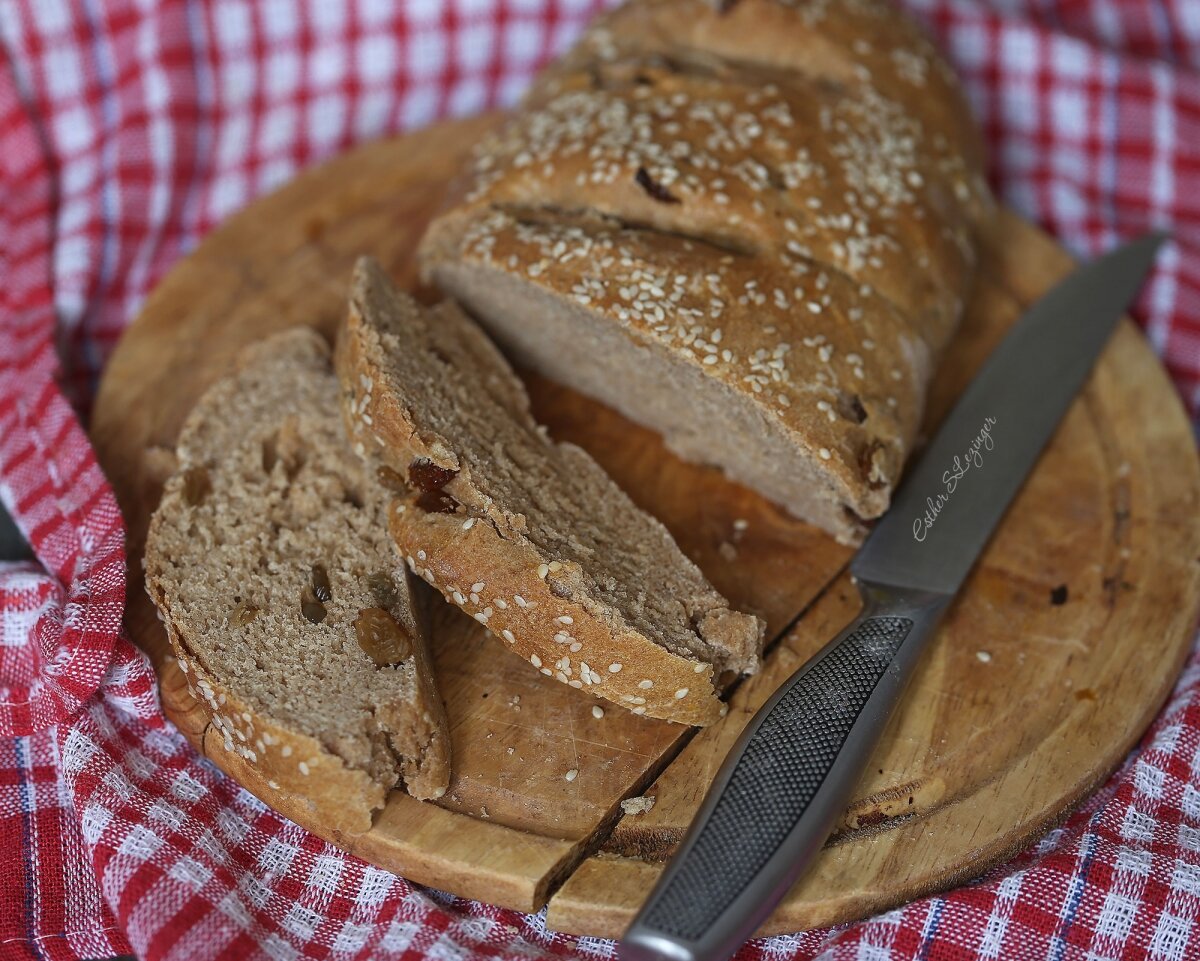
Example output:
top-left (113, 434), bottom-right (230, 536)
top-left (418, 0), bottom-right (992, 544)
top-left (336, 258), bottom-right (763, 726)
top-left (145, 328), bottom-right (450, 834)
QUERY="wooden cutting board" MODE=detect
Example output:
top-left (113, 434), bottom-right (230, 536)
top-left (91, 114), bottom-right (1200, 937)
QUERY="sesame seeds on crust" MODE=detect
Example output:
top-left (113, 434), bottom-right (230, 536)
top-left (388, 498), bottom-right (725, 726)
top-left (461, 60), bottom-right (975, 333)
top-left (418, 0), bottom-right (990, 527)
top-left (445, 205), bottom-right (927, 507)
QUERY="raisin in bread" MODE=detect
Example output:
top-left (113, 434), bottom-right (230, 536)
top-left (418, 0), bottom-right (993, 543)
top-left (336, 258), bottom-right (764, 726)
top-left (145, 328), bottom-right (450, 834)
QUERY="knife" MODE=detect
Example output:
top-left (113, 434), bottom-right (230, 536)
top-left (0, 497), bottom-right (32, 563)
top-left (620, 232), bottom-right (1166, 961)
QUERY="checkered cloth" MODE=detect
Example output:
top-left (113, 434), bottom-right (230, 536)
top-left (0, 1), bottom-right (1198, 959)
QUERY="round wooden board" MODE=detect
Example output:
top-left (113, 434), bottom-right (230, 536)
top-left (92, 116), bottom-right (1200, 937)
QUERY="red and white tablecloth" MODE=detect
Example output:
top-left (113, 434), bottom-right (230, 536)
top-left (1, 1), bottom-right (1198, 959)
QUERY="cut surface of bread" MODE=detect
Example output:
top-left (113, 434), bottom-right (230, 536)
top-left (418, 0), bottom-right (993, 543)
top-left (145, 328), bottom-right (450, 833)
top-left (337, 257), bottom-right (764, 725)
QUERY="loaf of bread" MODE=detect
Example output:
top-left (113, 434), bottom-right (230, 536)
top-left (144, 328), bottom-right (450, 834)
top-left (336, 258), bottom-right (764, 725)
top-left (419, 0), bottom-right (992, 542)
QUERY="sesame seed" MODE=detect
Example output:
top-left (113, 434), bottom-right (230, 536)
top-left (417, 550), bottom-right (427, 561)
top-left (462, 518), bottom-right (475, 530)
top-left (472, 582), bottom-right (485, 593)
top-left (633, 706), bottom-right (647, 715)
top-left (557, 615), bottom-right (574, 624)
top-left (514, 595), bottom-right (528, 607)
top-left (548, 561), bottom-right (563, 572)
top-left (675, 688), bottom-right (689, 699)
top-left (570, 642), bottom-right (582, 652)
top-left (282, 745), bottom-right (293, 758)
top-left (474, 612), bottom-right (489, 624)
top-left (592, 706), bottom-right (604, 719)
top-left (609, 663), bottom-right (623, 673)
top-left (638, 679), bottom-right (653, 689)
top-left (565, 768), bottom-right (579, 782)
top-left (502, 629), bottom-right (515, 643)
top-left (530, 654), bottom-right (542, 668)
top-left (537, 564), bottom-right (549, 578)
top-left (495, 598), bottom-right (507, 609)
top-left (299, 762), bottom-right (310, 776)
top-left (819, 448), bottom-right (832, 460)
top-left (541, 667), bottom-right (553, 676)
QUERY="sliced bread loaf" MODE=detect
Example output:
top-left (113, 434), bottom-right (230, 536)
top-left (145, 328), bottom-right (450, 834)
top-left (418, 0), bottom-right (993, 543)
top-left (336, 258), bottom-right (764, 726)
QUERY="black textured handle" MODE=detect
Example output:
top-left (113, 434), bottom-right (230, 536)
top-left (638, 615), bottom-right (914, 944)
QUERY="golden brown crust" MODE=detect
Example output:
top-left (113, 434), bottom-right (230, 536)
top-left (450, 69), bottom-right (975, 333)
top-left (389, 501), bottom-right (725, 725)
top-left (149, 596), bottom-right (385, 836)
top-left (536, 0), bottom-right (991, 209)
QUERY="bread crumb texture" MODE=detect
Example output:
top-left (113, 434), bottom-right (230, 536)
top-left (338, 258), bottom-right (764, 725)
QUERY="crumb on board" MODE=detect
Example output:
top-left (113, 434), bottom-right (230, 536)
top-left (621, 795), bottom-right (656, 816)
top-left (592, 705), bottom-right (604, 719)
top-left (718, 542), bottom-right (738, 562)
top-left (976, 650), bottom-right (992, 663)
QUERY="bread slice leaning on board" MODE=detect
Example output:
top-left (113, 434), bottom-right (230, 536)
top-left (144, 328), bottom-right (451, 834)
top-left (419, 0), bottom-right (994, 544)
top-left (336, 257), bottom-right (764, 726)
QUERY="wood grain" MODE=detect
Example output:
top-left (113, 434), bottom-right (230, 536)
top-left (90, 116), bottom-right (1200, 932)
top-left (547, 219), bottom-right (1200, 936)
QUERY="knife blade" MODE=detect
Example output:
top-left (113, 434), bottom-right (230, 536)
top-left (0, 497), bottom-right (32, 563)
top-left (620, 232), bottom-right (1166, 961)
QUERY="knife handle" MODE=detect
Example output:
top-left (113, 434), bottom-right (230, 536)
top-left (621, 584), bottom-right (949, 961)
